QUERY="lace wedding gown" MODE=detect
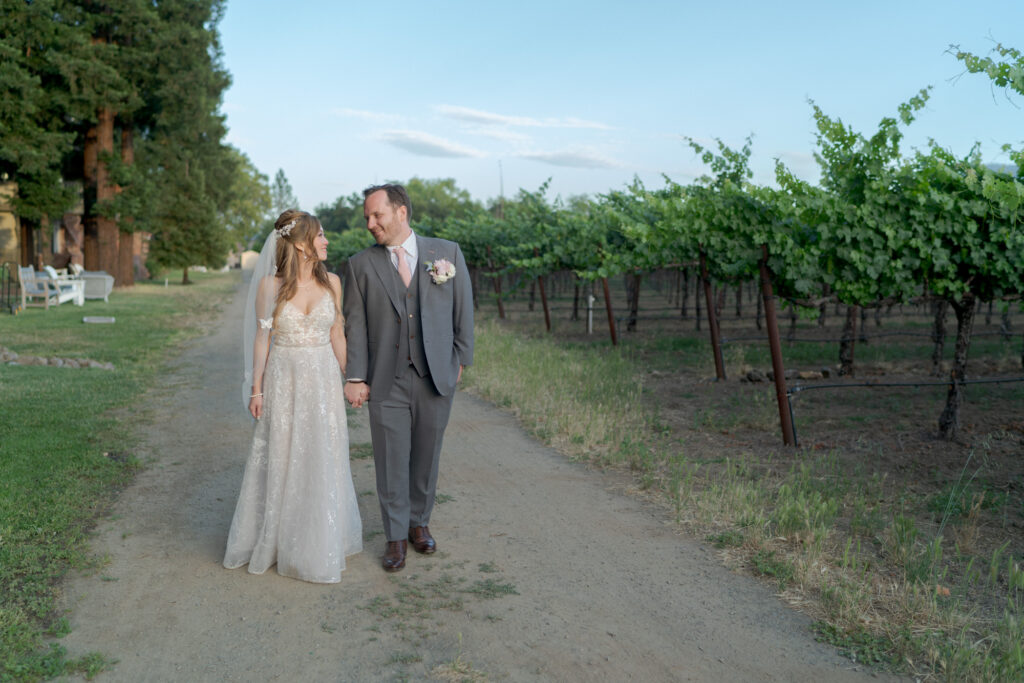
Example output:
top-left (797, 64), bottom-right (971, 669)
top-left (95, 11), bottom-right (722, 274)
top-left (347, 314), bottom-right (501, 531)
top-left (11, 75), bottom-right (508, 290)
top-left (224, 291), bottom-right (362, 582)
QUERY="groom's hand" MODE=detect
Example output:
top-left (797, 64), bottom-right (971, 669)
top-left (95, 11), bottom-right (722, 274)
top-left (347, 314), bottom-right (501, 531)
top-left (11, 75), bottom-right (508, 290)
top-left (344, 381), bottom-right (369, 408)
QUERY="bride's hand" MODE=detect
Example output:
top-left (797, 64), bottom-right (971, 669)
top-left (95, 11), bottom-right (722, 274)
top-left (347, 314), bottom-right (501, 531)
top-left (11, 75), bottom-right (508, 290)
top-left (344, 381), bottom-right (366, 408)
top-left (249, 395), bottom-right (263, 419)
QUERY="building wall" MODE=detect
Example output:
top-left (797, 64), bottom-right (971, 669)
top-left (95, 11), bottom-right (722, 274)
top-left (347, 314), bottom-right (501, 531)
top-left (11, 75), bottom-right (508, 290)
top-left (0, 183), bottom-right (20, 265)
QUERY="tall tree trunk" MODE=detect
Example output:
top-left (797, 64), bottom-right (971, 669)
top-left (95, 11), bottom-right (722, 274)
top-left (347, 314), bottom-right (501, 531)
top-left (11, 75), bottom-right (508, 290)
top-left (985, 299), bottom-right (992, 326)
top-left (931, 300), bottom-right (948, 377)
top-left (735, 284), bottom-right (742, 318)
top-left (859, 306), bottom-right (868, 343)
top-left (96, 107), bottom-right (118, 275)
top-left (528, 280), bottom-right (535, 311)
top-left (839, 305), bottom-right (858, 377)
top-left (939, 293), bottom-right (977, 439)
top-left (116, 127), bottom-right (135, 286)
top-left (999, 308), bottom-right (1011, 340)
top-left (181, 265), bottom-right (191, 285)
top-left (83, 124), bottom-right (99, 269)
top-left (788, 303), bottom-right (797, 339)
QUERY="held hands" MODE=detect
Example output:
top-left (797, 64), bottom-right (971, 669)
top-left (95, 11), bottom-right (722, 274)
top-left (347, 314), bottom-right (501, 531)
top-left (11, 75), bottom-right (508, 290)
top-left (342, 366), bottom-right (460, 408)
top-left (344, 381), bottom-right (370, 408)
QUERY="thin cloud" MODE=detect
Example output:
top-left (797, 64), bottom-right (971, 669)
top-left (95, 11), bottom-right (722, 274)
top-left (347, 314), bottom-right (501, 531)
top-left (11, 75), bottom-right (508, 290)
top-left (467, 126), bottom-right (533, 143)
top-left (436, 104), bottom-right (612, 130)
top-left (379, 130), bottom-right (486, 158)
top-left (333, 108), bottom-right (404, 122)
top-left (518, 149), bottom-right (620, 169)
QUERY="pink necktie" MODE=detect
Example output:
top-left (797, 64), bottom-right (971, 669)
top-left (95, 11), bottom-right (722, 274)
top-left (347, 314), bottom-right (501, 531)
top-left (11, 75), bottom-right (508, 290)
top-left (394, 246), bottom-right (412, 288)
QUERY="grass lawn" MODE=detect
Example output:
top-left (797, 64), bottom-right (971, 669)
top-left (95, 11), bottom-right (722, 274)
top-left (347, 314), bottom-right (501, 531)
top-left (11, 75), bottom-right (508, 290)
top-left (0, 271), bottom-right (238, 681)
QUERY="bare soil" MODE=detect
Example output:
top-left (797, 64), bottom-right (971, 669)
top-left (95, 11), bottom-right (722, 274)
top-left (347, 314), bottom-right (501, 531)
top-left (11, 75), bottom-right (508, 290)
top-left (53, 283), bottom-right (915, 681)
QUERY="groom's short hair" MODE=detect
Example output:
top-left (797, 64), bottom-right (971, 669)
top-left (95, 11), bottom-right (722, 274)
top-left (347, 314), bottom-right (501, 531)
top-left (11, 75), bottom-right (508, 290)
top-left (364, 183), bottom-right (412, 222)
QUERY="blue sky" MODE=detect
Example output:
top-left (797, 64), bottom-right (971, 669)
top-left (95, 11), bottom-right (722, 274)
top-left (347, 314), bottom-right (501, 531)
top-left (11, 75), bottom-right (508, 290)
top-left (219, 1), bottom-right (1024, 211)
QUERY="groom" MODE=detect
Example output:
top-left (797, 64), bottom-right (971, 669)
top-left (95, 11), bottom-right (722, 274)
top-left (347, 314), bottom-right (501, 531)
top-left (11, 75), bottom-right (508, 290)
top-left (343, 184), bottom-right (474, 572)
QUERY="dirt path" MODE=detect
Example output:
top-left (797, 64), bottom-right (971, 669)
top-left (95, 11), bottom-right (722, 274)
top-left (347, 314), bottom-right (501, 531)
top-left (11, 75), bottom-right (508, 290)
top-left (59, 280), bottom-right (903, 682)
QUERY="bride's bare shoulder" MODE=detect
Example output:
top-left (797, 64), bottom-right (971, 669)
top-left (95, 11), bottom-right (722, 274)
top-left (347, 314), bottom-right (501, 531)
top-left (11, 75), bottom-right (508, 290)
top-left (327, 272), bottom-right (342, 295)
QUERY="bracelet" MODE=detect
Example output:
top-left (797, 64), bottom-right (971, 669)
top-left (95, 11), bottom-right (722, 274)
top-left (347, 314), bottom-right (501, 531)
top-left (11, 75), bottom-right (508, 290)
top-left (250, 392), bottom-right (263, 398)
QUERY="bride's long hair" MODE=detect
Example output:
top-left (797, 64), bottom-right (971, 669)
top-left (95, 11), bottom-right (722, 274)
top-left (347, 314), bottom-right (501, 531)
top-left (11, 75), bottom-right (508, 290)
top-left (271, 210), bottom-right (340, 325)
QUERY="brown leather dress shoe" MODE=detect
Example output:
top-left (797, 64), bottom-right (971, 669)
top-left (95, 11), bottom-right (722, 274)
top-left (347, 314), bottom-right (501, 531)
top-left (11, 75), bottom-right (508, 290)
top-left (382, 540), bottom-right (407, 572)
top-left (408, 526), bottom-right (437, 554)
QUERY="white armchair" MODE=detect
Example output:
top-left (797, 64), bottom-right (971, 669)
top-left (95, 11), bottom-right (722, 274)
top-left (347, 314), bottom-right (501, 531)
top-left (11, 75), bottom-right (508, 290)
top-left (18, 265), bottom-right (85, 309)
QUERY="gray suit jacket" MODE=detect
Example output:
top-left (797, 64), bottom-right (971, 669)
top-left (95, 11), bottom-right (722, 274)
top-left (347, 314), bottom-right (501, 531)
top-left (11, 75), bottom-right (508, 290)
top-left (343, 236), bottom-right (474, 400)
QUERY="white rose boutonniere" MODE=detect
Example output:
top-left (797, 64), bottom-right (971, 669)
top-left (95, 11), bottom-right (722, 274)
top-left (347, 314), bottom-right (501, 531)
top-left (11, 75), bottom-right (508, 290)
top-left (425, 258), bottom-right (456, 285)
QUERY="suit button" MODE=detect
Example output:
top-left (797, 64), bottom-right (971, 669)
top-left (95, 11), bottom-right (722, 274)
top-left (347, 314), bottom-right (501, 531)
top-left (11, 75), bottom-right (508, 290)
top-left (408, 314), bottom-right (413, 318)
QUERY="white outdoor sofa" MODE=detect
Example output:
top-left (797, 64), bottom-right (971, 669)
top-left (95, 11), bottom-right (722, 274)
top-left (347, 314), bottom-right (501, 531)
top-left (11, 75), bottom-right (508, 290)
top-left (18, 265), bottom-right (85, 309)
top-left (68, 263), bottom-right (115, 302)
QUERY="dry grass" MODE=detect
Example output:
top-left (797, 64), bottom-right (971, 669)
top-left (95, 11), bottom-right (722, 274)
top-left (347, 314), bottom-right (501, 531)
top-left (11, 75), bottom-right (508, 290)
top-left (464, 318), bottom-right (647, 466)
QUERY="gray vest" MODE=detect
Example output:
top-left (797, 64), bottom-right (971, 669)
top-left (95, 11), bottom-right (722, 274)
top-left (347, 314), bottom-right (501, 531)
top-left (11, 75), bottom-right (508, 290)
top-left (395, 267), bottom-right (428, 378)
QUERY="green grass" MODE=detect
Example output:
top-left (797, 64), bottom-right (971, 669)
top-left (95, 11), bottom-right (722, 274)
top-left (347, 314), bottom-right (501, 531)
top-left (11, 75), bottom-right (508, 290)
top-left (813, 621), bottom-right (896, 667)
top-left (0, 272), bottom-right (238, 681)
top-left (750, 549), bottom-right (796, 588)
top-left (350, 442), bottom-right (375, 460)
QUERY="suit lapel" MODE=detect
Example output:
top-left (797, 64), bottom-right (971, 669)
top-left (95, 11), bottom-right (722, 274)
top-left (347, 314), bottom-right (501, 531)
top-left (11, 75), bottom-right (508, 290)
top-left (368, 244), bottom-right (404, 315)
top-left (417, 237), bottom-right (438, 309)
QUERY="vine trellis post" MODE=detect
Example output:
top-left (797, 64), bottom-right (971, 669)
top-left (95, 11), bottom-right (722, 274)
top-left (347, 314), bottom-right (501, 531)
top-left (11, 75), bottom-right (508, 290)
top-left (534, 248), bottom-right (551, 332)
top-left (485, 245), bottom-right (505, 319)
top-left (601, 277), bottom-right (618, 346)
top-left (699, 250), bottom-right (726, 381)
top-left (759, 245), bottom-right (795, 446)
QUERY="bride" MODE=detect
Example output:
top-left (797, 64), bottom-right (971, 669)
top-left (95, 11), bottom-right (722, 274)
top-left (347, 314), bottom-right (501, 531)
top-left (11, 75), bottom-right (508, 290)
top-left (223, 209), bottom-right (362, 583)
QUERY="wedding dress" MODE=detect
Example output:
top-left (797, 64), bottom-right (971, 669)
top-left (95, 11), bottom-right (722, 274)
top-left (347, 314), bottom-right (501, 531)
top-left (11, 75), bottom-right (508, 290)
top-left (224, 290), bottom-right (362, 582)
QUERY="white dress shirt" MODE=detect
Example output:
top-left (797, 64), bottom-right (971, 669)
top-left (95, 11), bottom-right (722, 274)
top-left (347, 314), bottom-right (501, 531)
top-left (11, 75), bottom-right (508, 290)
top-left (389, 231), bottom-right (417, 276)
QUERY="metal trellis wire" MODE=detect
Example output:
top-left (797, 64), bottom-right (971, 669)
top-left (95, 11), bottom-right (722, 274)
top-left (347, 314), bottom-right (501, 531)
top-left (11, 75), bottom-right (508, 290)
top-left (784, 376), bottom-right (1024, 447)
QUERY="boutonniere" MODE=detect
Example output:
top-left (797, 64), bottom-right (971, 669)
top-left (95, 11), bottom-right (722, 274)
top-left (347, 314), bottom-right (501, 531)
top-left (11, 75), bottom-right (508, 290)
top-left (424, 258), bottom-right (456, 284)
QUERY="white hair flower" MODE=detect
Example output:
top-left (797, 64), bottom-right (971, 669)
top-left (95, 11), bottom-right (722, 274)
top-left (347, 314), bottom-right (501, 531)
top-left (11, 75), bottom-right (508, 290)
top-left (277, 219), bottom-right (297, 236)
